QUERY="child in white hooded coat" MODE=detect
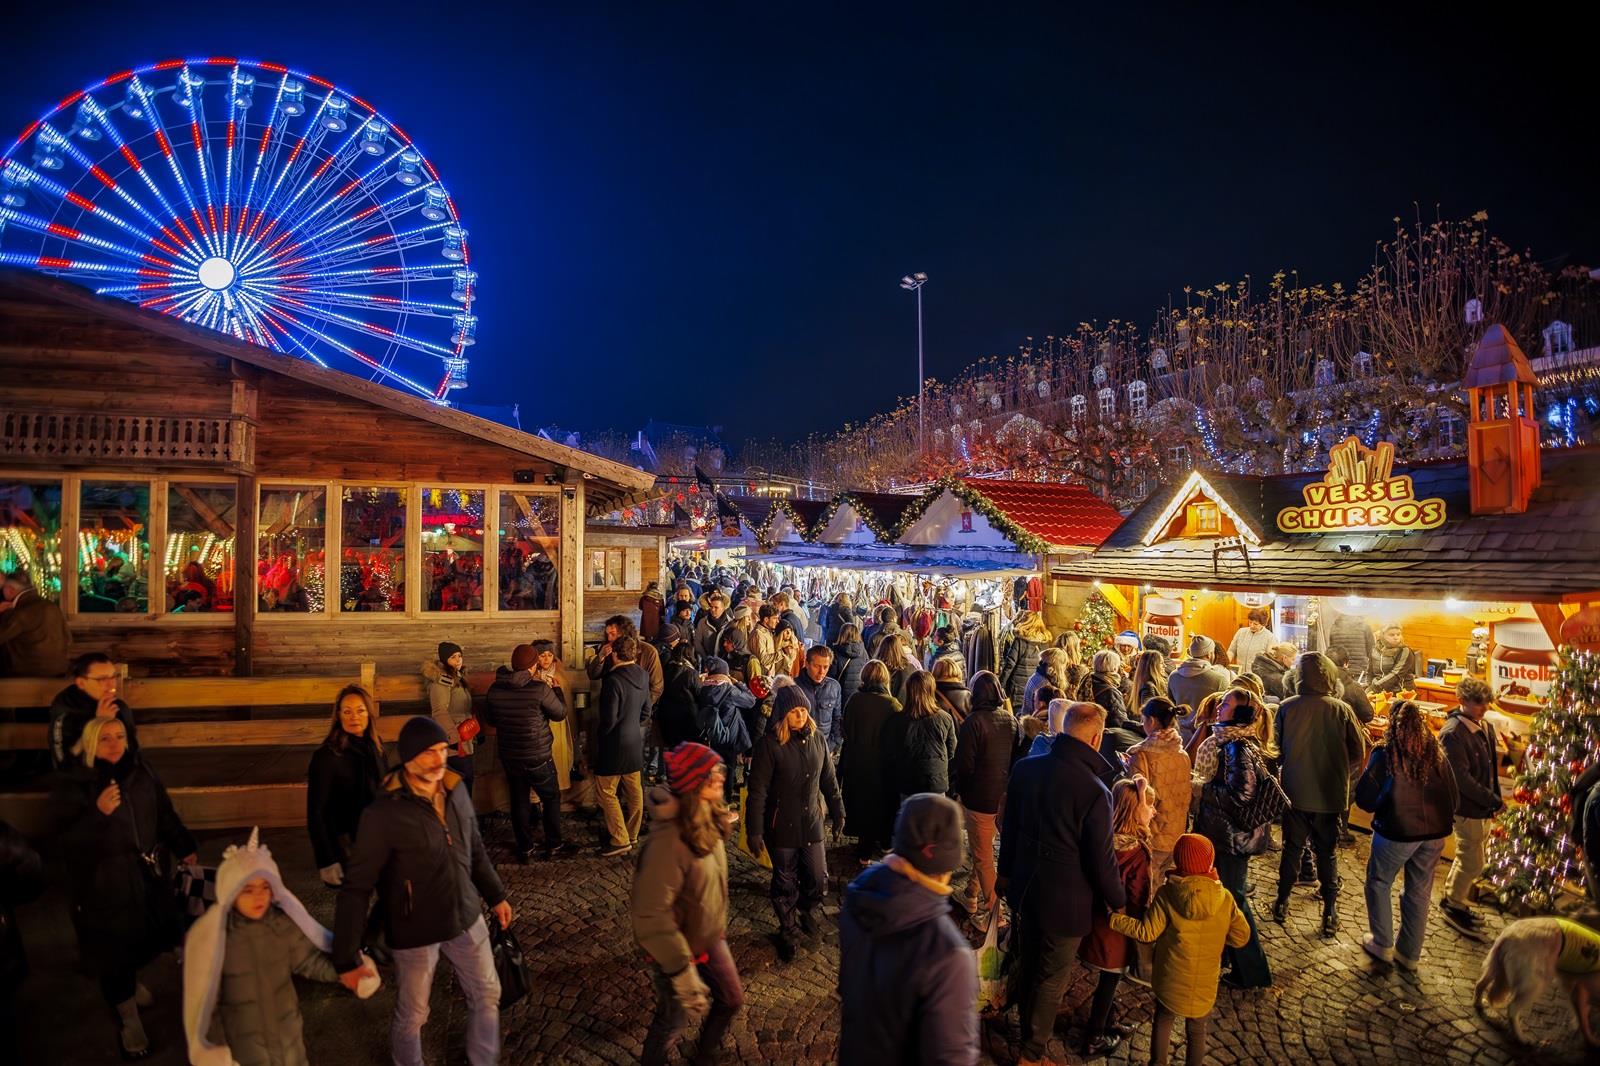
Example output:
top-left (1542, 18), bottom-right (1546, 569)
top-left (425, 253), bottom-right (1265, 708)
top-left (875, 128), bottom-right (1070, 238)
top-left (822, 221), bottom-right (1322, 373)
top-left (183, 829), bottom-right (378, 1066)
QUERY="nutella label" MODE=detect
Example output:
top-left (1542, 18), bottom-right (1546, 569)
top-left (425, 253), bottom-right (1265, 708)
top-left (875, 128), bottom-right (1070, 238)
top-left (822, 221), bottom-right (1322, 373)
top-left (1490, 650), bottom-right (1556, 712)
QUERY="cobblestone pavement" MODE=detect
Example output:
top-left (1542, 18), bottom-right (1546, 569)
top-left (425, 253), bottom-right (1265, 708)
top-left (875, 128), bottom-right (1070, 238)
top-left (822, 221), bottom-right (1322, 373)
top-left (17, 813), bottom-right (1596, 1064)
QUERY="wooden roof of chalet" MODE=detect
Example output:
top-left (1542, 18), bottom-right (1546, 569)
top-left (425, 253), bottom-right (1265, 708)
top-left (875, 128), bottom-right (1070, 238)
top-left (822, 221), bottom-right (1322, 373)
top-left (0, 270), bottom-right (657, 515)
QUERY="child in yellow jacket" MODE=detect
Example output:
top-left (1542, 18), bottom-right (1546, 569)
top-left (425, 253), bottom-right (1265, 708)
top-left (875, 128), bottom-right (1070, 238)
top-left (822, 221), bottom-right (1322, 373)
top-left (1110, 833), bottom-right (1249, 1066)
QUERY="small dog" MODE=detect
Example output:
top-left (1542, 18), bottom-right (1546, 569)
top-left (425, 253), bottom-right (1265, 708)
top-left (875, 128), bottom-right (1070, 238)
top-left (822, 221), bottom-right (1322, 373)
top-left (1475, 917), bottom-right (1600, 1047)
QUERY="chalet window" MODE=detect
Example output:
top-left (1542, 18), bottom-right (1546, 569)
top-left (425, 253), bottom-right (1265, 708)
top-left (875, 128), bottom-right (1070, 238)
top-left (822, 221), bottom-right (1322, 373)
top-left (498, 491), bottom-right (560, 611)
top-left (422, 488), bottom-right (485, 612)
top-left (77, 481), bottom-right (151, 614)
top-left (166, 483), bottom-right (236, 613)
top-left (587, 547), bottom-right (641, 591)
top-left (1098, 387), bottom-right (1116, 417)
top-left (340, 487), bottom-right (406, 612)
top-left (258, 487), bottom-right (327, 613)
top-left (1185, 501), bottom-right (1221, 536)
top-left (0, 480), bottom-right (63, 601)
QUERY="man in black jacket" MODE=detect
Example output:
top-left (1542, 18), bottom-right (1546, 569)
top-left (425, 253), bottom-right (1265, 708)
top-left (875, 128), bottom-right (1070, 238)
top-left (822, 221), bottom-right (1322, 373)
top-left (48, 652), bottom-right (138, 769)
top-left (999, 701), bottom-right (1126, 1066)
top-left (1438, 677), bottom-right (1502, 938)
top-left (484, 642), bottom-right (575, 862)
top-left (334, 717), bottom-right (512, 1066)
top-left (693, 592), bottom-right (732, 663)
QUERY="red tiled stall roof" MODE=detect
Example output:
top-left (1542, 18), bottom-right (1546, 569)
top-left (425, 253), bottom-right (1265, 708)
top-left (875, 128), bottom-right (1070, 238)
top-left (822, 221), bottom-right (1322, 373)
top-left (960, 478), bottom-right (1127, 549)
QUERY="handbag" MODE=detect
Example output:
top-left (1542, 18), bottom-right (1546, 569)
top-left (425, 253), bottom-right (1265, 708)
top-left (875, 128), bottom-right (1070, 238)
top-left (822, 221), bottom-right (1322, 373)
top-left (487, 915), bottom-right (532, 1009)
top-left (174, 861), bottom-right (218, 929)
top-left (457, 716), bottom-right (482, 743)
top-left (1201, 741), bottom-right (1290, 855)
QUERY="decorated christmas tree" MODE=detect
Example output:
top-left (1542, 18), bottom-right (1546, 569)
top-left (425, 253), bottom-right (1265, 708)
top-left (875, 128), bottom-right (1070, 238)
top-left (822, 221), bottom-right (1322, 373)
top-left (1072, 589), bottom-right (1118, 650)
top-left (1484, 648), bottom-right (1600, 912)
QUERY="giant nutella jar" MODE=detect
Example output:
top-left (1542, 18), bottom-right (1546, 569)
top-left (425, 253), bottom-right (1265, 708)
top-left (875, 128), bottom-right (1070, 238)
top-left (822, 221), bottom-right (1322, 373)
top-left (1489, 618), bottom-right (1559, 715)
top-left (1144, 596), bottom-right (1185, 657)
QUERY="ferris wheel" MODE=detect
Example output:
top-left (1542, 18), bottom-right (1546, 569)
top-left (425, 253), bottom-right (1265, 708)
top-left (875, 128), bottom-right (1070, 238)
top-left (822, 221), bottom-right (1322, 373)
top-left (0, 58), bottom-right (477, 401)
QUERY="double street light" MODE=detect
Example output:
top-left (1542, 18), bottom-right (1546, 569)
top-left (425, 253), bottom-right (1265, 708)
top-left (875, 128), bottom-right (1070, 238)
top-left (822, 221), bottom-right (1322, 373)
top-left (900, 271), bottom-right (928, 456)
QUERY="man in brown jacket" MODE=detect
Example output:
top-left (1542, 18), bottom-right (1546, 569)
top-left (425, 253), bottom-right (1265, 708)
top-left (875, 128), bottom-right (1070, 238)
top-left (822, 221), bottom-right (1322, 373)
top-left (0, 570), bottom-right (69, 678)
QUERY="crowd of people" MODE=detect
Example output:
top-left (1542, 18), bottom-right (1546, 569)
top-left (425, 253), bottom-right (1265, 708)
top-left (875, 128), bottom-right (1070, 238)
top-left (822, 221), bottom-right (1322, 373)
top-left (0, 556), bottom-right (1541, 1065)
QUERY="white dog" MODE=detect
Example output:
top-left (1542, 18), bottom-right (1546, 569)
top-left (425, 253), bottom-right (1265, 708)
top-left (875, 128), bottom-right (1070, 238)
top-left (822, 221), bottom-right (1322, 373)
top-left (1475, 917), bottom-right (1600, 1047)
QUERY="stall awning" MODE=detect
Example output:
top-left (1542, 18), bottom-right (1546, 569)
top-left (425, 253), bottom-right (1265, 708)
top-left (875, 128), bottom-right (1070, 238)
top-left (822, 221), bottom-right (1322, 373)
top-left (1051, 446), bottom-right (1600, 602)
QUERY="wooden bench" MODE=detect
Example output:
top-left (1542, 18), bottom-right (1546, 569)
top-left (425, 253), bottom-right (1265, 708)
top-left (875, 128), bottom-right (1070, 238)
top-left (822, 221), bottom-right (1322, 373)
top-left (0, 663), bottom-right (582, 834)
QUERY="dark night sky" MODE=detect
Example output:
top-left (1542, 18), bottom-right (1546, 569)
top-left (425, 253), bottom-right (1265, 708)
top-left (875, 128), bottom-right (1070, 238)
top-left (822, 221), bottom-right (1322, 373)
top-left (7, 4), bottom-right (1597, 446)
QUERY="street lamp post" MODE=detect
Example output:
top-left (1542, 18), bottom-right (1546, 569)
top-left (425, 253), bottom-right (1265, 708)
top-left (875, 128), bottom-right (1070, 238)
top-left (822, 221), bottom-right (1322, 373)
top-left (900, 271), bottom-right (928, 457)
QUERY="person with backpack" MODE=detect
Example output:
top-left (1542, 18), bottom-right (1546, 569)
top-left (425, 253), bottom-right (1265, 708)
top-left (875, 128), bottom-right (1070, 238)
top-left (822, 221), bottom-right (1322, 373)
top-left (693, 657), bottom-right (755, 802)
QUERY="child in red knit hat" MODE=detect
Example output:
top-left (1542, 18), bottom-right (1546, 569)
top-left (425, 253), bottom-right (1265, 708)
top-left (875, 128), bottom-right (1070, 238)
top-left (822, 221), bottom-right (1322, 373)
top-left (1111, 832), bottom-right (1249, 1066)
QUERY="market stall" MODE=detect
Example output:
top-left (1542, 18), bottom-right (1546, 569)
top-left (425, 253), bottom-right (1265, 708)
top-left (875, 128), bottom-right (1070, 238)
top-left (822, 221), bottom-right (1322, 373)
top-left (1055, 329), bottom-right (1600, 752)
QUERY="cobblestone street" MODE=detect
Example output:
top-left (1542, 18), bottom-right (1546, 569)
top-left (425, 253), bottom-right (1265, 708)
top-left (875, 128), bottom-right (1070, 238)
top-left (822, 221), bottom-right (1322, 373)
top-left (17, 815), bottom-right (1595, 1064)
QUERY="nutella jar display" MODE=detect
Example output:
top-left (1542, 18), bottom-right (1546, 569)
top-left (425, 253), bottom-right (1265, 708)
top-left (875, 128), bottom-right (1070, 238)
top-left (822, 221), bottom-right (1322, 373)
top-left (1489, 618), bottom-right (1559, 715)
top-left (1143, 596), bottom-right (1184, 656)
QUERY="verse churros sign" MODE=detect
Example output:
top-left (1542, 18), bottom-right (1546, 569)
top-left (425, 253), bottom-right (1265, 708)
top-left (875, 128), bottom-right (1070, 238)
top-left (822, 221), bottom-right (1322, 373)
top-left (1276, 437), bottom-right (1448, 534)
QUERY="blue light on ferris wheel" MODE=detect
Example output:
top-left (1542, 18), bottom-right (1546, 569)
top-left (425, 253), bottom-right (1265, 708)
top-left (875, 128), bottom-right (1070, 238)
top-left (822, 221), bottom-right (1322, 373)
top-left (321, 95), bottom-right (349, 132)
top-left (395, 148), bottom-right (423, 186)
top-left (444, 356), bottom-right (469, 389)
top-left (452, 313), bottom-right (477, 347)
top-left (231, 69), bottom-right (255, 109)
top-left (280, 79), bottom-right (306, 116)
top-left (421, 187), bottom-right (450, 221)
top-left (441, 225), bottom-right (467, 261)
top-left (451, 269), bottom-right (477, 303)
top-left (361, 119), bottom-right (388, 155)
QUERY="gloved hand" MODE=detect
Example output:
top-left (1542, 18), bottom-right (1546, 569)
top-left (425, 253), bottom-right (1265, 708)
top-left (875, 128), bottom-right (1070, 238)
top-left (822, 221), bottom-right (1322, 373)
top-left (319, 863), bottom-right (344, 887)
top-left (669, 965), bottom-right (711, 1022)
top-left (355, 952), bottom-right (382, 999)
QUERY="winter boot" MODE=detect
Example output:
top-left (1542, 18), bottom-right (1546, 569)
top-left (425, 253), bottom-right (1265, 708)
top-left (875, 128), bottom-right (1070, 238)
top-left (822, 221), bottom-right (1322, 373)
top-left (133, 982), bottom-right (153, 1007)
top-left (116, 997), bottom-right (151, 1060)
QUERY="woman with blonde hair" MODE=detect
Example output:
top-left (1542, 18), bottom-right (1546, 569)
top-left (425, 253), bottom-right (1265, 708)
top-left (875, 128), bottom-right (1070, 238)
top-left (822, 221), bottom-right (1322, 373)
top-left (1054, 630), bottom-right (1084, 667)
top-left (882, 632), bottom-right (920, 703)
top-left (57, 715), bottom-right (198, 1059)
top-left (775, 625), bottom-right (805, 679)
top-left (1078, 775), bottom-right (1157, 1056)
top-left (1000, 611), bottom-right (1051, 708)
top-left (1130, 649), bottom-right (1171, 708)
top-left (931, 656), bottom-right (971, 723)
top-left (884, 670), bottom-right (958, 800)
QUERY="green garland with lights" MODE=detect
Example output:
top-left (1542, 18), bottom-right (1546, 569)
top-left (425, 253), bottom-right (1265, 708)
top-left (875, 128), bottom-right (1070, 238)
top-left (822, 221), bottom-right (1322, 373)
top-left (1483, 648), bottom-right (1600, 913)
top-left (885, 477), bottom-right (1053, 554)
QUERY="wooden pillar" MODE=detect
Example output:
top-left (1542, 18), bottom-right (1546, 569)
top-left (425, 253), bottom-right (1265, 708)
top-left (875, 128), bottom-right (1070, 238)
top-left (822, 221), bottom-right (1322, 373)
top-left (559, 475), bottom-right (584, 666)
top-left (233, 474), bottom-right (257, 676)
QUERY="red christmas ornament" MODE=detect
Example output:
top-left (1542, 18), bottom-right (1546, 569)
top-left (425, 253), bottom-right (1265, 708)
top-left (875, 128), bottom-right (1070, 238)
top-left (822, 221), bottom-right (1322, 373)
top-left (1572, 759), bottom-right (1588, 776)
top-left (1491, 824), bottom-right (1508, 839)
top-left (1514, 787), bottom-right (1534, 805)
top-left (1561, 794), bottom-right (1575, 815)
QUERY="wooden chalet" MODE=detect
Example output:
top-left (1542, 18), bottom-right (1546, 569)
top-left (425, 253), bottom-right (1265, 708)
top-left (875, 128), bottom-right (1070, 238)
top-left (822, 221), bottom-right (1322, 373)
top-left (0, 270), bottom-right (656, 677)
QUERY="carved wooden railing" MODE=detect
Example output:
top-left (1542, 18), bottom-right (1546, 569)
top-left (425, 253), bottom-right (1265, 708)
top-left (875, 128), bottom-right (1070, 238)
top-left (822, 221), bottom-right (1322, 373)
top-left (0, 409), bottom-right (253, 466)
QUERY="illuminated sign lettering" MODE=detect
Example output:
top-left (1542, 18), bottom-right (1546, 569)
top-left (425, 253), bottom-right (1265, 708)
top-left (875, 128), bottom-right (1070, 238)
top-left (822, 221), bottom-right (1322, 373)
top-left (1276, 437), bottom-right (1447, 534)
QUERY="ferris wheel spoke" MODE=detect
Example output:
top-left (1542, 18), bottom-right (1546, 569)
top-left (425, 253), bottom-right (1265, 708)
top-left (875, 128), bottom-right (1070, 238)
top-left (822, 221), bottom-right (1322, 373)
top-left (81, 95), bottom-right (210, 258)
top-left (269, 292), bottom-right (457, 358)
top-left (257, 301), bottom-right (434, 397)
top-left (128, 85), bottom-right (221, 257)
top-left (250, 283), bottom-right (461, 317)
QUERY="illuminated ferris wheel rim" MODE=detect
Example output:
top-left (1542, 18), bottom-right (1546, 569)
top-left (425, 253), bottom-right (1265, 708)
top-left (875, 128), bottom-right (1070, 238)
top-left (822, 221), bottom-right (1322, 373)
top-left (0, 57), bottom-right (479, 402)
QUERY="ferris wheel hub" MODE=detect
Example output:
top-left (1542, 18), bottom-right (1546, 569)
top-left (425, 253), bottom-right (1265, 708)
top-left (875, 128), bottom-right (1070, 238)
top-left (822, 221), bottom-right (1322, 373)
top-left (197, 256), bottom-right (237, 292)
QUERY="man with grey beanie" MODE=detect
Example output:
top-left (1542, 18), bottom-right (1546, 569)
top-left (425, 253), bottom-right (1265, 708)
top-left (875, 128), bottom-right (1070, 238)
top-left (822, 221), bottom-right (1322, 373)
top-left (1168, 634), bottom-right (1231, 739)
top-left (838, 793), bottom-right (979, 1065)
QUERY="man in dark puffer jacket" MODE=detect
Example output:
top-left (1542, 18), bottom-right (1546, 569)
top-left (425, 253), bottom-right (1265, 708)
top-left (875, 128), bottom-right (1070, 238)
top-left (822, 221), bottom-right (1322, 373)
top-left (839, 793), bottom-right (978, 1065)
top-left (483, 643), bottom-right (574, 862)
